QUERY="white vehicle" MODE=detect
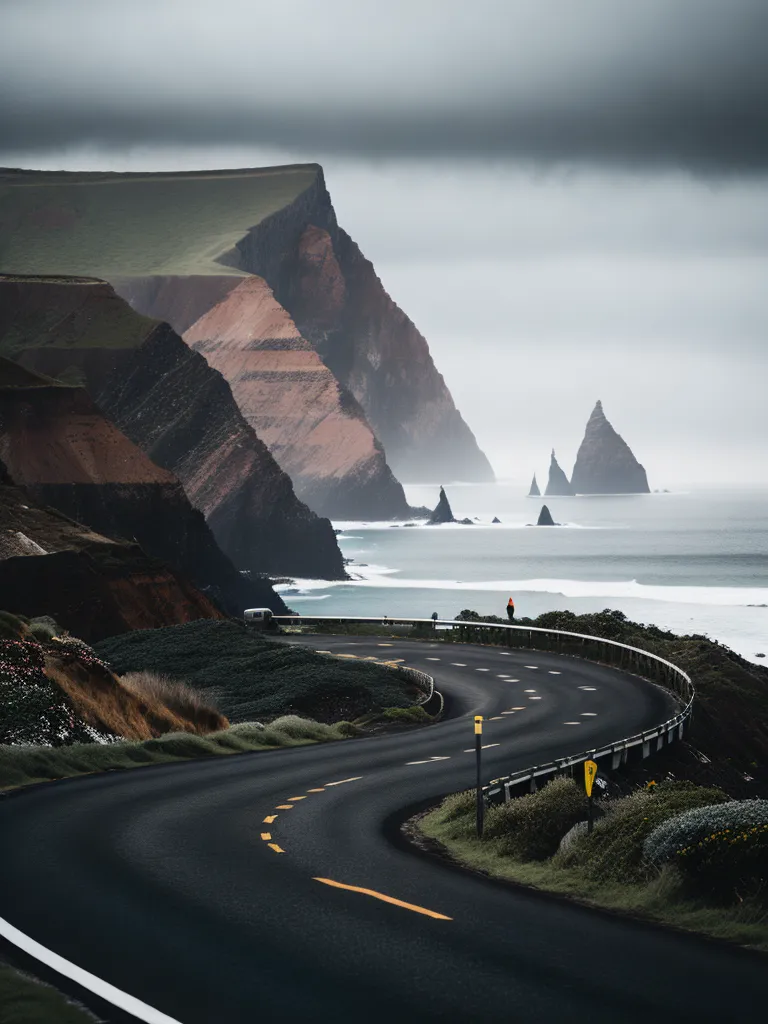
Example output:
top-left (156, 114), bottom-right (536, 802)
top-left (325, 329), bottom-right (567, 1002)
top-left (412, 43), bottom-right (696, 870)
top-left (243, 608), bottom-right (274, 627)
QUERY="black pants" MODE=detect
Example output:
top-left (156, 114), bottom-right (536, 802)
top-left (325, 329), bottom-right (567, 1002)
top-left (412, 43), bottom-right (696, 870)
top-left (507, 607), bottom-right (515, 621)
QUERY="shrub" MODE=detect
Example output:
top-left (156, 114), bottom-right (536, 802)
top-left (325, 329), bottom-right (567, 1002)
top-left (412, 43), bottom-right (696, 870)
top-left (28, 617), bottom-right (60, 642)
top-left (644, 799), bottom-right (768, 898)
top-left (120, 670), bottom-right (222, 728)
top-left (483, 777), bottom-right (587, 861)
top-left (555, 781), bottom-right (727, 882)
top-left (0, 611), bottom-right (28, 640)
top-left (380, 706), bottom-right (432, 724)
top-left (0, 639), bottom-right (102, 745)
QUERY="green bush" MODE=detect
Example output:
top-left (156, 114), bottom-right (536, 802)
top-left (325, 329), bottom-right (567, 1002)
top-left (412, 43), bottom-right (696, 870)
top-left (555, 781), bottom-right (728, 882)
top-left (644, 799), bottom-right (768, 898)
top-left (379, 706), bottom-right (432, 724)
top-left (28, 616), bottom-right (59, 642)
top-left (96, 620), bottom-right (415, 724)
top-left (483, 777), bottom-right (587, 861)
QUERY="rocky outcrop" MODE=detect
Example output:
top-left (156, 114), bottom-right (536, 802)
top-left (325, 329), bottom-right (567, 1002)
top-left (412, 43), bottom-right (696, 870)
top-left (183, 276), bottom-right (410, 520)
top-left (0, 459), bottom-right (225, 641)
top-left (234, 176), bottom-right (494, 484)
top-left (427, 487), bottom-right (456, 525)
top-left (529, 473), bottom-right (541, 497)
top-left (545, 450), bottom-right (574, 496)
top-left (536, 504), bottom-right (556, 526)
top-left (0, 275), bottom-right (346, 578)
top-left (492, 516), bottom-right (501, 524)
top-left (0, 357), bottom-right (286, 615)
top-left (571, 401), bottom-right (650, 494)
top-left (0, 164), bottom-right (493, 497)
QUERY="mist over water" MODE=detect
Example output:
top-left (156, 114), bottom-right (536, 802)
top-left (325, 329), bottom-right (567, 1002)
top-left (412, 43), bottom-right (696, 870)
top-left (275, 483), bottom-right (768, 664)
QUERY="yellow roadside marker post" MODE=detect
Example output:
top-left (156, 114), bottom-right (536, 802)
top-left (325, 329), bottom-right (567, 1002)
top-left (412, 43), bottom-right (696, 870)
top-left (475, 716), bottom-right (484, 838)
top-left (584, 759), bottom-right (598, 834)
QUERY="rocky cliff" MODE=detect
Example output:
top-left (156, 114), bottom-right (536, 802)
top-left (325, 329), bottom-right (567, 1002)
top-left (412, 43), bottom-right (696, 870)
top-left (0, 275), bottom-right (346, 578)
top-left (182, 276), bottom-right (410, 519)
top-left (0, 458), bottom-right (225, 641)
top-left (0, 164), bottom-right (493, 499)
top-left (571, 401), bottom-right (650, 494)
top-left (0, 356), bottom-right (285, 614)
top-left (545, 450), bottom-right (574, 496)
top-left (231, 172), bottom-right (494, 484)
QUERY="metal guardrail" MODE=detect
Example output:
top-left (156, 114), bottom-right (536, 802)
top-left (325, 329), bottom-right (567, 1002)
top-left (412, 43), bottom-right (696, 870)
top-left (278, 615), bottom-right (694, 801)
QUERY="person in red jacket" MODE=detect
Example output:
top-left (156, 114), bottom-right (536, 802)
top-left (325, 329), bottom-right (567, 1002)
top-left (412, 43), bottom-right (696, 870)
top-left (506, 596), bottom-right (515, 621)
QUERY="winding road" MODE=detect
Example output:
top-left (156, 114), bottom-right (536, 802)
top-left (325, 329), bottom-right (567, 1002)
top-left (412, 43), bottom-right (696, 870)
top-left (1, 636), bottom-right (767, 1023)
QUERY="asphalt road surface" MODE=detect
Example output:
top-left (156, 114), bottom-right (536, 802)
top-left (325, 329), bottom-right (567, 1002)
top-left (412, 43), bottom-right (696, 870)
top-left (1, 637), bottom-right (766, 1023)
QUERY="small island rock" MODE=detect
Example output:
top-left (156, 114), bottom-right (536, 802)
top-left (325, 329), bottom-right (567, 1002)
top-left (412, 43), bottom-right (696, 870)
top-left (427, 486), bottom-right (457, 525)
top-left (545, 450), bottom-right (574, 496)
top-left (529, 473), bottom-right (541, 497)
top-left (537, 504), bottom-right (557, 526)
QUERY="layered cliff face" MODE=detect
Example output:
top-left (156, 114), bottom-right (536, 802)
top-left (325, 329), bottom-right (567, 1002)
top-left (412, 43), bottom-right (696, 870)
top-left (0, 458), bottom-right (224, 641)
top-left (545, 450), bottom-right (574, 496)
top-left (233, 175), bottom-right (494, 484)
top-left (0, 164), bottom-right (493, 504)
top-left (571, 401), bottom-right (650, 494)
top-left (0, 275), bottom-right (346, 578)
top-left (0, 356), bottom-right (285, 614)
top-left (183, 276), bottom-right (410, 519)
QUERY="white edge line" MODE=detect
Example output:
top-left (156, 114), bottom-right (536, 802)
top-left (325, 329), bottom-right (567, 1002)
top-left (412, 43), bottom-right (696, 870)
top-left (324, 776), bottom-right (363, 786)
top-left (0, 915), bottom-right (182, 1024)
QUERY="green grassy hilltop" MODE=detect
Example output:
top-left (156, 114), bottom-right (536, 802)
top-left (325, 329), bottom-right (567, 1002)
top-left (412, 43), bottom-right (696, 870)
top-left (0, 165), bottom-right (318, 276)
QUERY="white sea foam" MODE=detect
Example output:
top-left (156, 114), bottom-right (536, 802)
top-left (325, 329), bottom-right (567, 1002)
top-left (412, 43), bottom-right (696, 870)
top-left (332, 519), bottom-right (603, 531)
top-left (277, 568), bottom-right (768, 608)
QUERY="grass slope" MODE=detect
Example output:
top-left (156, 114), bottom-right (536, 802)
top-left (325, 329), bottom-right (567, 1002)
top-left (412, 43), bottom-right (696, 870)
top-left (0, 166), bottom-right (317, 277)
top-left (0, 964), bottom-right (97, 1023)
top-left (95, 619), bottom-right (415, 723)
top-left (420, 782), bottom-right (768, 951)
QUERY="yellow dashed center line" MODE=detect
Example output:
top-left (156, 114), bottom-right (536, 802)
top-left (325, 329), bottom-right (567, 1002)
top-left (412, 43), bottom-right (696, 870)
top-left (268, 843), bottom-right (285, 854)
top-left (276, 804), bottom-right (294, 810)
top-left (313, 878), bottom-right (452, 920)
top-left (307, 788), bottom-right (325, 793)
top-left (261, 832), bottom-right (272, 841)
top-left (288, 796), bottom-right (307, 802)
top-left (263, 814), bottom-right (277, 824)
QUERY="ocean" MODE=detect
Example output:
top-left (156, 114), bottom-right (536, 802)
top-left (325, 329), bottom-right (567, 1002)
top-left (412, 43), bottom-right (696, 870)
top-left (275, 484), bottom-right (768, 665)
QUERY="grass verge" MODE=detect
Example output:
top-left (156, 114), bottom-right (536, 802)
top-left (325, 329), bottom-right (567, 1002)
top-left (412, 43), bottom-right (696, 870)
top-left (418, 783), bottom-right (768, 951)
top-left (0, 964), bottom-right (97, 1023)
top-left (0, 716), bottom-right (357, 790)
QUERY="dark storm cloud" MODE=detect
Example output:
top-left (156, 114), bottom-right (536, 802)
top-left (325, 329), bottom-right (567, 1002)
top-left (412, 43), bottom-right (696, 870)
top-left (1, 0), bottom-right (767, 170)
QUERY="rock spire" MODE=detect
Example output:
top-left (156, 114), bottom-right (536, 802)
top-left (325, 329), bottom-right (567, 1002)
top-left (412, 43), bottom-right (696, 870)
top-left (529, 473), bottom-right (541, 497)
top-left (536, 504), bottom-right (556, 526)
top-left (427, 486), bottom-right (456, 524)
top-left (545, 450), bottom-right (574, 496)
top-left (571, 401), bottom-right (650, 494)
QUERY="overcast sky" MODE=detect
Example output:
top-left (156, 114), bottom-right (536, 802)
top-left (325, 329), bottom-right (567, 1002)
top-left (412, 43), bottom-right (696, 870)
top-left (2, 0), bottom-right (767, 485)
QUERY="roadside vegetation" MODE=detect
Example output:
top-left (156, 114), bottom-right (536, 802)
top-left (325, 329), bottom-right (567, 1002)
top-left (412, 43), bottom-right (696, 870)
top-left (0, 615), bottom-right (430, 790)
top-left (420, 779), bottom-right (768, 950)
top-left (0, 716), bottom-right (359, 790)
top-left (0, 963), bottom-right (97, 1023)
top-left (95, 618), bottom-right (418, 723)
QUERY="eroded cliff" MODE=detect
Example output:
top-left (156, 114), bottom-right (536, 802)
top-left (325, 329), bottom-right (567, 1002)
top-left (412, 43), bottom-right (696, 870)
top-left (0, 275), bottom-right (346, 578)
top-left (545, 450), bottom-right (574, 496)
top-left (183, 276), bottom-right (410, 519)
top-left (0, 458), bottom-right (225, 640)
top-left (0, 356), bottom-right (285, 614)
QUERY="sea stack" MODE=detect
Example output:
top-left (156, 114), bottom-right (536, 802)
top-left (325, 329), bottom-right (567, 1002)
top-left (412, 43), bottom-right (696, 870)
top-left (545, 450), bottom-right (574, 496)
top-left (427, 486), bottom-right (456, 524)
top-left (537, 505), bottom-right (556, 526)
top-left (571, 401), bottom-right (650, 494)
top-left (528, 473), bottom-right (541, 497)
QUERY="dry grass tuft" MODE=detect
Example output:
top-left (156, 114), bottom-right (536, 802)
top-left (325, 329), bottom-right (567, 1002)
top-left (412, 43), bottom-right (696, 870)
top-left (120, 670), bottom-right (225, 734)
